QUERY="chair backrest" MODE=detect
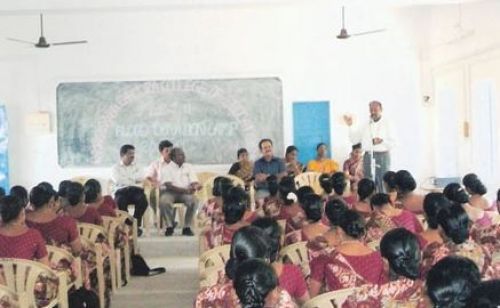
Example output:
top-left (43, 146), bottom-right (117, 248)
top-left (102, 216), bottom-right (122, 247)
top-left (279, 241), bottom-right (310, 277)
top-left (0, 258), bottom-right (62, 307)
top-left (294, 172), bottom-right (323, 195)
top-left (195, 172), bottom-right (218, 201)
top-left (0, 284), bottom-right (24, 308)
top-left (47, 245), bottom-right (75, 266)
top-left (302, 288), bottom-right (358, 308)
top-left (198, 244), bottom-right (230, 277)
top-left (78, 223), bottom-right (107, 243)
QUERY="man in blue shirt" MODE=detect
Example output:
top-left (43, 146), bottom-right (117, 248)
top-left (253, 138), bottom-right (286, 205)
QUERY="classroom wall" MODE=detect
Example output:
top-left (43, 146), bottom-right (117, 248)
top-left (0, 1), bottom-right (429, 189)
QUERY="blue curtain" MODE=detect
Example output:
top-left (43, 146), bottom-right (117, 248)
top-left (0, 105), bottom-right (9, 191)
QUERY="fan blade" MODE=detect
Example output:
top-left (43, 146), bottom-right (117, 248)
top-left (6, 37), bottom-right (35, 45)
top-left (351, 29), bottom-right (386, 36)
top-left (52, 40), bottom-right (88, 46)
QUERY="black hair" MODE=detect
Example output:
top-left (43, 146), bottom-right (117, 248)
top-left (84, 179), bottom-right (102, 203)
top-left (212, 176), bottom-right (234, 197)
top-left (66, 182), bottom-right (84, 206)
top-left (223, 186), bottom-right (248, 224)
top-left (29, 185), bottom-right (55, 209)
top-left (0, 195), bottom-right (24, 224)
top-left (278, 176), bottom-right (296, 206)
top-left (358, 178), bottom-right (376, 201)
top-left (383, 171), bottom-right (397, 191)
top-left (352, 143), bottom-right (362, 151)
top-left (285, 145), bottom-right (298, 156)
top-left (225, 226), bottom-right (271, 280)
top-left (9, 185), bottom-right (28, 205)
top-left (297, 186), bottom-right (315, 205)
top-left (380, 228), bottom-right (421, 279)
top-left (169, 147), bottom-right (184, 160)
top-left (437, 204), bottom-right (469, 244)
top-left (423, 192), bottom-right (451, 229)
top-left (237, 148), bottom-right (248, 158)
top-left (395, 170), bottom-right (417, 193)
top-left (325, 198), bottom-right (348, 226)
top-left (302, 193), bottom-right (322, 222)
top-left (120, 144), bottom-right (135, 156)
top-left (467, 279), bottom-right (500, 308)
top-left (331, 172), bottom-right (347, 195)
top-left (158, 140), bottom-right (173, 152)
top-left (370, 193), bottom-right (391, 209)
top-left (426, 256), bottom-right (481, 308)
top-left (266, 175), bottom-right (279, 197)
top-left (443, 183), bottom-right (470, 204)
top-left (316, 143), bottom-right (327, 151)
top-left (58, 180), bottom-right (72, 198)
top-left (252, 217), bottom-right (281, 262)
top-left (338, 209), bottom-right (365, 239)
top-left (463, 173), bottom-right (487, 196)
top-left (234, 259), bottom-right (278, 308)
top-left (258, 139), bottom-right (273, 150)
top-left (319, 173), bottom-right (333, 194)
top-left (497, 188), bottom-right (500, 202)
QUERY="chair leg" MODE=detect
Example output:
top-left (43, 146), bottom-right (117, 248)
top-left (57, 272), bottom-right (69, 308)
top-left (96, 248), bottom-right (106, 308)
top-left (124, 244), bottom-right (131, 283)
top-left (132, 219), bottom-right (139, 254)
top-left (108, 249), bottom-right (117, 293)
top-left (116, 249), bottom-right (122, 289)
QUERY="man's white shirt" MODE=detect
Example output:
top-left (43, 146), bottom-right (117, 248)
top-left (110, 161), bottom-right (143, 194)
top-left (163, 162), bottom-right (199, 189)
top-left (348, 116), bottom-right (395, 152)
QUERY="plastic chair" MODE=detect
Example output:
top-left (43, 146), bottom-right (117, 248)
top-left (47, 245), bottom-right (83, 289)
top-left (279, 241), bottom-right (310, 277)
top-left (116, 210), bottom-right (139, 254)
top-left (0, 284), bottom-right (27, 308)
top-left (302, 288), bottom-right (358, 308)
top-left (294, 172), bottom-right (323, 195)
top-left (198, 244), bottom-right (230, 278)
top-left (102, 216), bottom-right (130, 291)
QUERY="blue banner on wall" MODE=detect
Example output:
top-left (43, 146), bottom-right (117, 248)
top-left (0, 105), bottom-right (9, 192)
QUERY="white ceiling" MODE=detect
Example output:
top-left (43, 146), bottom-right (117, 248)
top-left (0, 0), bottom-right (487, 14)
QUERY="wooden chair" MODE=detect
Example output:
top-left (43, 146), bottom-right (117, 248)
top-left (116, 210), bottom-right (138, 254)
top-left (279, 241), bottom-right (310, 277)
top-left (102, 216), bottom-right (130, 292)
top-left (0, 258), bottom-right (69, 308)
top-left (46, 245), bottom-right (83, 289)
top-left (198, 244), bottom-right (230, 278)
top-left (78, 223), bottom-right (111, 308)
top-left (294, 172), bottom-right (323, 195)
top-left (0, 284), bottom-right (27, 308)
top-left (302, 288), bottom-right (358, 308)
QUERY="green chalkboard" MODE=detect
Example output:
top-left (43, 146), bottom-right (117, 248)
top-left (57, 78), bottom-right (283, 167)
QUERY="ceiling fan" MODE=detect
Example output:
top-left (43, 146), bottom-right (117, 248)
top-left (336, 6), bottom-right (386, 39)
top-left (6, 14), bottom-right (87, 48)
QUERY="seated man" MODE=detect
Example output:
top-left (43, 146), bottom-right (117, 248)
top-left (111, 144), bottom-right (148, 236)
top-left (160, 147), bottom-right (201, 236)
top-left (253, 138), bottom-right (286, 205)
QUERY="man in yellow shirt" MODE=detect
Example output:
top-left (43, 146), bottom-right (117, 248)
top-left (306, 143), bottom-right (339, 175)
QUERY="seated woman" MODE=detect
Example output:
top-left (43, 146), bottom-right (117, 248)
top-left (228, 148), bottom-right (253, 188)
top-left (204, 186), bottom-right (250, 250)
top-left (343, 143), bottom-right (364, 192)
top-left (195, 226), bottom-right (295, 307)
top-left (284, 145), bottom-right (304, 177)
top-left (344, 228), bottom-right (426, 306)
top-left (57, 180), bottom-right (72, 209)
top-left (463, 173), bottom-right (493, 211)
top-left (0, 195), bottom-right (49, 265)
top-left (234, 259), bottom-right (296, 308)
top-left (309, 209), bottom-right (386, 297)
top-left (444, 183), bottom-right (497, 228)
top-left (319, 173), bottom-right (334, 201)
top-left (421, 204), bottom-right (492, 278)
top-left (353, 178), bottom-right (376, 219)
top-left (9, 185), bottom-right (29, 209)
top-left (467, 279), bottom-right (500, 307)
top-left (395, 170), bottom-right (424, 213)
top-left (367, 193), bottom-right (423, 239)
top-left (417, 192), bottom-right (450, 248)
top-left (26, 184), bottom-right (82, 256)
top-left (426, 256), bottom-right (481, 308)
top-left (383, 171), bottom-right (398, 204)
top-left (252, 217), bottom-right (310, 305)
top-left (274, 176), bottom-right (306, 234)
top-left (84, 179), bottom-right (117, 217)
top-left (306, 143), bottom-right (339, 175)
top-left (296, 193), bottom-right (329, 243)
top-left (262, 175), bottom-right (280, 217)
top-left (197, 176), bottom-right (233, 229)
top-left (64, 182), bottom-right (103, 226)
top-left (331, 172), bottom-right (357, 207)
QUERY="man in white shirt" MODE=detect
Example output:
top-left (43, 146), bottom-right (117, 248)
top-left (160, 147), bottom-right (201, 236)
top-left (111, 144), bottom-right (148, 236)
top-left (145, 140), bottom-right (173, 187)
top-left (344, 101), bottom-right (395, 192)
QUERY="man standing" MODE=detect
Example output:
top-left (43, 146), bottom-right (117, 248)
top-left (344, 101), bottom-right (395, 192)
top-left (253, 139), bottom-right (286, 204)
top-left (111, 144), bottom-right (148, 236)
top-left (160, 147), bottom-right (201, 236)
